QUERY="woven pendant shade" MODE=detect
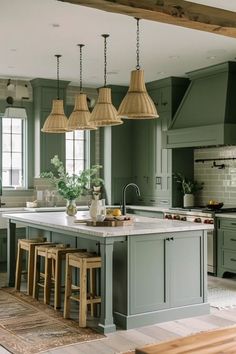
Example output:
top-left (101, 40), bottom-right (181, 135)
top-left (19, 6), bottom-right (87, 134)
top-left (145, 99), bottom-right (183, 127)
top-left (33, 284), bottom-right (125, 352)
top-left (41, 99), bottom-right (69, 133)
top-left (118, 69), bottom-right (159, 119)
top-left (67, 93), bottom-right (97, 130)
top-left (90, 87), bottom-right (123, 127)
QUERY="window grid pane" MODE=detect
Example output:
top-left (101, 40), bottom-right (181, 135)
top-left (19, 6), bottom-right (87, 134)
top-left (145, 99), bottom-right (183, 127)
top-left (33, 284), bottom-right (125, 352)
top-left (65, 131), bottom-right (85, 174)
top-left (2, 118), bottom-right (24, 187)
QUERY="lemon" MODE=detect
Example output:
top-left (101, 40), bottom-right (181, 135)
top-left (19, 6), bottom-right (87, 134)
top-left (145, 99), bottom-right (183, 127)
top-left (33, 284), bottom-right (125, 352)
top-left (112, 208), bottom-right (122, 217)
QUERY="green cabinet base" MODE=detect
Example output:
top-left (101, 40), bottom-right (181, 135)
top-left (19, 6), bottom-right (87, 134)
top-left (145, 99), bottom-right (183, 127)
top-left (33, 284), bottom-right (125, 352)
top-left (114, 303), bottom-right (210, 330)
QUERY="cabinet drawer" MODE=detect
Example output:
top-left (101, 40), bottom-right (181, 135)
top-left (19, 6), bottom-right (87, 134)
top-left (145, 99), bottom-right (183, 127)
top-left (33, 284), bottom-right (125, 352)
top-left (222, 231), bottom-right (236, 251)
top-left (222, 250), bottom-right (236, 271)
top-left (218, 218), bottom-right (236, 230)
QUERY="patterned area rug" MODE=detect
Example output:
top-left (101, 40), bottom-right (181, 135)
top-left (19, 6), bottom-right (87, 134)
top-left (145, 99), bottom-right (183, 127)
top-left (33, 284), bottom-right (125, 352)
top-left (0, 288), bottom-right (104, 354)
top-left (208, 275), bottom-right (236, 309)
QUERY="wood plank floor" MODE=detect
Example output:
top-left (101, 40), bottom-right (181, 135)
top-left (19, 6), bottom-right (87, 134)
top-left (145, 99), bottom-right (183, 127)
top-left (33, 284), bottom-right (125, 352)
top-left (1, 273), bottom-right (236, 354)
top-left (44, 279), bottom-right (236, 354)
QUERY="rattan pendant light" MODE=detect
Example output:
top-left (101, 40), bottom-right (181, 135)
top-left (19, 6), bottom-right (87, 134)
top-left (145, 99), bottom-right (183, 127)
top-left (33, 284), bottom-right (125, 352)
top-left (67, 44), bottom-right (97, 131)
top-left (90, 34), bottom-right (123, 127)
top-left (41, 55), bottom-right (69, 133)
top-left (118, 18), bottom-right (159, 119)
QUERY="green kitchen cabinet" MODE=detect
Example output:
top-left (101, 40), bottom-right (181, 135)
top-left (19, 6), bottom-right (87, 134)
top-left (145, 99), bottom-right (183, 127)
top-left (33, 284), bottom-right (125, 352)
top-left (103, 78), bottom-right (191, 207)
top-left (0, 230), bottom-right (7, 263)
top-left (129, 231), bottom-right (203, 315)
top-left (132, 120), bottom-right (156, 203)
top-left (31, 78), bottom-right (69, 174)
top-left (153, 112), bottom-right (172, 206)
top-left (103, 85), bottom-right (134, 205)
top-left (131, 77), bottom-right (192, 207)
top-left (113, 230), bottom-right (206, 329)
top-left (0, 228), bottom-right (26, 265)
top-left (217, 218), bottom-right (236, 277)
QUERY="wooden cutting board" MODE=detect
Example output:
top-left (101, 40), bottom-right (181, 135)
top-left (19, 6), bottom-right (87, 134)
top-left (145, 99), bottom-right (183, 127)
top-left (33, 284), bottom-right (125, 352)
top-left (86, 219), bottom-right (133, 227)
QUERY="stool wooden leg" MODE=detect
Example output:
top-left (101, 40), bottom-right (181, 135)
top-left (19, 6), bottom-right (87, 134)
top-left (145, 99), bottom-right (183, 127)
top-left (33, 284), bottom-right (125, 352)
top-left (27, 244), bottom-right (35, 296)
top-left (54, 251), bottom-right (62, 309)
top-left (33, 249), bottom-right (40, 299)
top-left (79, 259), bottom-right (87, 327)
top-left (15, 242), bottom-right (23, 291)
top-left (89, 268), bottom-right (94, 317)
top-left (44, 255), bottom-right (52, 305)
top-left (64, 256), bottom-right (72, 319)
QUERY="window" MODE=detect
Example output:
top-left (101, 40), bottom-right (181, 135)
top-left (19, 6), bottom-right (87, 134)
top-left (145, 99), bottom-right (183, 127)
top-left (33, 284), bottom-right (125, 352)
top-left (65, 130), bottom-right (86, 174)
top-left (1, 117), bottom-right (26, 188)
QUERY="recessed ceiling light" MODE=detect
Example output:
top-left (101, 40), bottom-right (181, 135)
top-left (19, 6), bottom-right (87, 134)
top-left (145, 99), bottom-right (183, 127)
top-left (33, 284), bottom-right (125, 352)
top-left (8, 66), bottom-right (15, 68)
top-left (207, 56), bottom-right (216, 60)
top-left (51, 23), bottom-right (60, 28)
top-left (10, 49), bottom-right (17, 52)
top-left (157, 71), bottom-right (166, 75)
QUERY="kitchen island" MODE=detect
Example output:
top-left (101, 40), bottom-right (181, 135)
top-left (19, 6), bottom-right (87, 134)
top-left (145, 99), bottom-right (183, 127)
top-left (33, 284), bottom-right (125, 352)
top-left (4, 211), bottom-right (213, 334)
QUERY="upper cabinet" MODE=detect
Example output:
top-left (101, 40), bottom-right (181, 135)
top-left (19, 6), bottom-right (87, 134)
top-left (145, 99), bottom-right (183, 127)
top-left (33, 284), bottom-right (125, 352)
top-left (131, 77), bottom-right (192, 207)
top-left (103, 85), bottom-right (134, 205)
top-left (31, 78), bottom-right (69, 174)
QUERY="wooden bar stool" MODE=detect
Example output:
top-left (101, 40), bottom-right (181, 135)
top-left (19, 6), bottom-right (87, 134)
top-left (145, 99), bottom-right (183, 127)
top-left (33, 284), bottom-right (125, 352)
top-left (63, 252), bottom-right (102, 327)
top-left (15, 238), bottom-right (52, 296)
top-left (33, 244), bottom-right (86, 309)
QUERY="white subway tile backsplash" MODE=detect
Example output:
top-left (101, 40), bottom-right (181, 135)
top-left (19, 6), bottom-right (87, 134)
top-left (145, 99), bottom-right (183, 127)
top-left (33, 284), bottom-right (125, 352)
top-left (195, 146), bottom-right (236, 206)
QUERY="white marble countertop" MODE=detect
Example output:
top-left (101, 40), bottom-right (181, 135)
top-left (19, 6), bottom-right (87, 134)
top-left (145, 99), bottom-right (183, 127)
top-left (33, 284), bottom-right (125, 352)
top-left (23, 205), bottom-right (169, 213)
top-left (3, 211), bottom-right (213, 238)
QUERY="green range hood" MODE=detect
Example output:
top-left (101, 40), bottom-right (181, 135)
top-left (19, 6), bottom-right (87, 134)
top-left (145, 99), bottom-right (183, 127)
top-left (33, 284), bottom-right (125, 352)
top-left (166, 61), bottom-right (236, 148)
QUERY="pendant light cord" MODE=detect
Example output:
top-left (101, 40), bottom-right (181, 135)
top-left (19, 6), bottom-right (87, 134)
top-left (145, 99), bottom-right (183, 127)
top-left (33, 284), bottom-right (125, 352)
top-left (78, 44), bottom-right (85, 92)
top-left (135, 18), bottom-right (140, 70)
top-left (102, 34), bottom-right (109, 87)
top-left (55, 54), bottom-right (61, 100)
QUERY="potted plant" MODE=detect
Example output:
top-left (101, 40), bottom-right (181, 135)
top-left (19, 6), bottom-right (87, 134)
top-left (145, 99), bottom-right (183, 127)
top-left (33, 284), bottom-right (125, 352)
top-left (89, 165), bottom-right (104, 193)
top-left (40, 155), bottom-right (103, 216)
top-left (173, 173), bottom-right (204, 208)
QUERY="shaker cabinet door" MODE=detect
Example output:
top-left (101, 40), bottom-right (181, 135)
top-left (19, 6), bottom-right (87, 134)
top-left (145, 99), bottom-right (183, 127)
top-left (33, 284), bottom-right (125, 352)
top-left (129, 234), bottom-right (170, 315)
top-left (170, 232), bottom-right (203, 307)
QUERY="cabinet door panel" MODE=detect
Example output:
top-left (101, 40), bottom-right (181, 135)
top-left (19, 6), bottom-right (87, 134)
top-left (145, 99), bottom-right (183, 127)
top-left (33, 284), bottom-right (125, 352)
top-left (222, 250), bottom-right (236, 271)
top-left (221, 230), bottom-right (236, 251)
top-left (129, 234), bottom-right (169, 315)
top-left (217, 223), bottom-right (236, 276)
top-left (170, 232), bottom-right (203, 307)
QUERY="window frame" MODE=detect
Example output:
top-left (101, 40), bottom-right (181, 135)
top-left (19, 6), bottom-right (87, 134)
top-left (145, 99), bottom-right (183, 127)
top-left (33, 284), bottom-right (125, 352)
top-left (65, 130), bottom-right (90, 175)
top-left (0, 114), bottom-right (27, 189)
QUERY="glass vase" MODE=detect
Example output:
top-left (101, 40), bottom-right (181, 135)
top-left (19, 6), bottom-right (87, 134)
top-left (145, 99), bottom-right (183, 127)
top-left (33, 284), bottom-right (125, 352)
top-left (66, 199), bottom-right (77, 216)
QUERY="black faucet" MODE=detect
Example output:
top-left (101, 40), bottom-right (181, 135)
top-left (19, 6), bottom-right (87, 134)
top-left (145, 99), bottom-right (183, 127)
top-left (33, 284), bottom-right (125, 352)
top-left (122, 183), bottom-right (141, 215)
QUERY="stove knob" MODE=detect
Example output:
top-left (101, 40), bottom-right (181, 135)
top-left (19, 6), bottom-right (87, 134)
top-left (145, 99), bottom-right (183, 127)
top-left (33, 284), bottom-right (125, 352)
top-left (194, 217), bottom-right (202, 223)
top-left (173, 214), bottom-right (180, 220)
top-left (180, 216), bottom-right (187, 221)
top-left (209, 219), bottom-right (214, 224)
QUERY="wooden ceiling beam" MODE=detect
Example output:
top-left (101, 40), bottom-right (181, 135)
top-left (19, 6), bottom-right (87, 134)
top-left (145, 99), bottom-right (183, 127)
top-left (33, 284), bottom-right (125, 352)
top-left (58, 0), bottom-right (236, 38)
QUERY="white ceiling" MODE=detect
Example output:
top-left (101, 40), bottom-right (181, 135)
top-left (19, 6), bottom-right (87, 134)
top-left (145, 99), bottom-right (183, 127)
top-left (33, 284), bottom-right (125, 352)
top-left (1, 0), bottom-right (236, 87)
